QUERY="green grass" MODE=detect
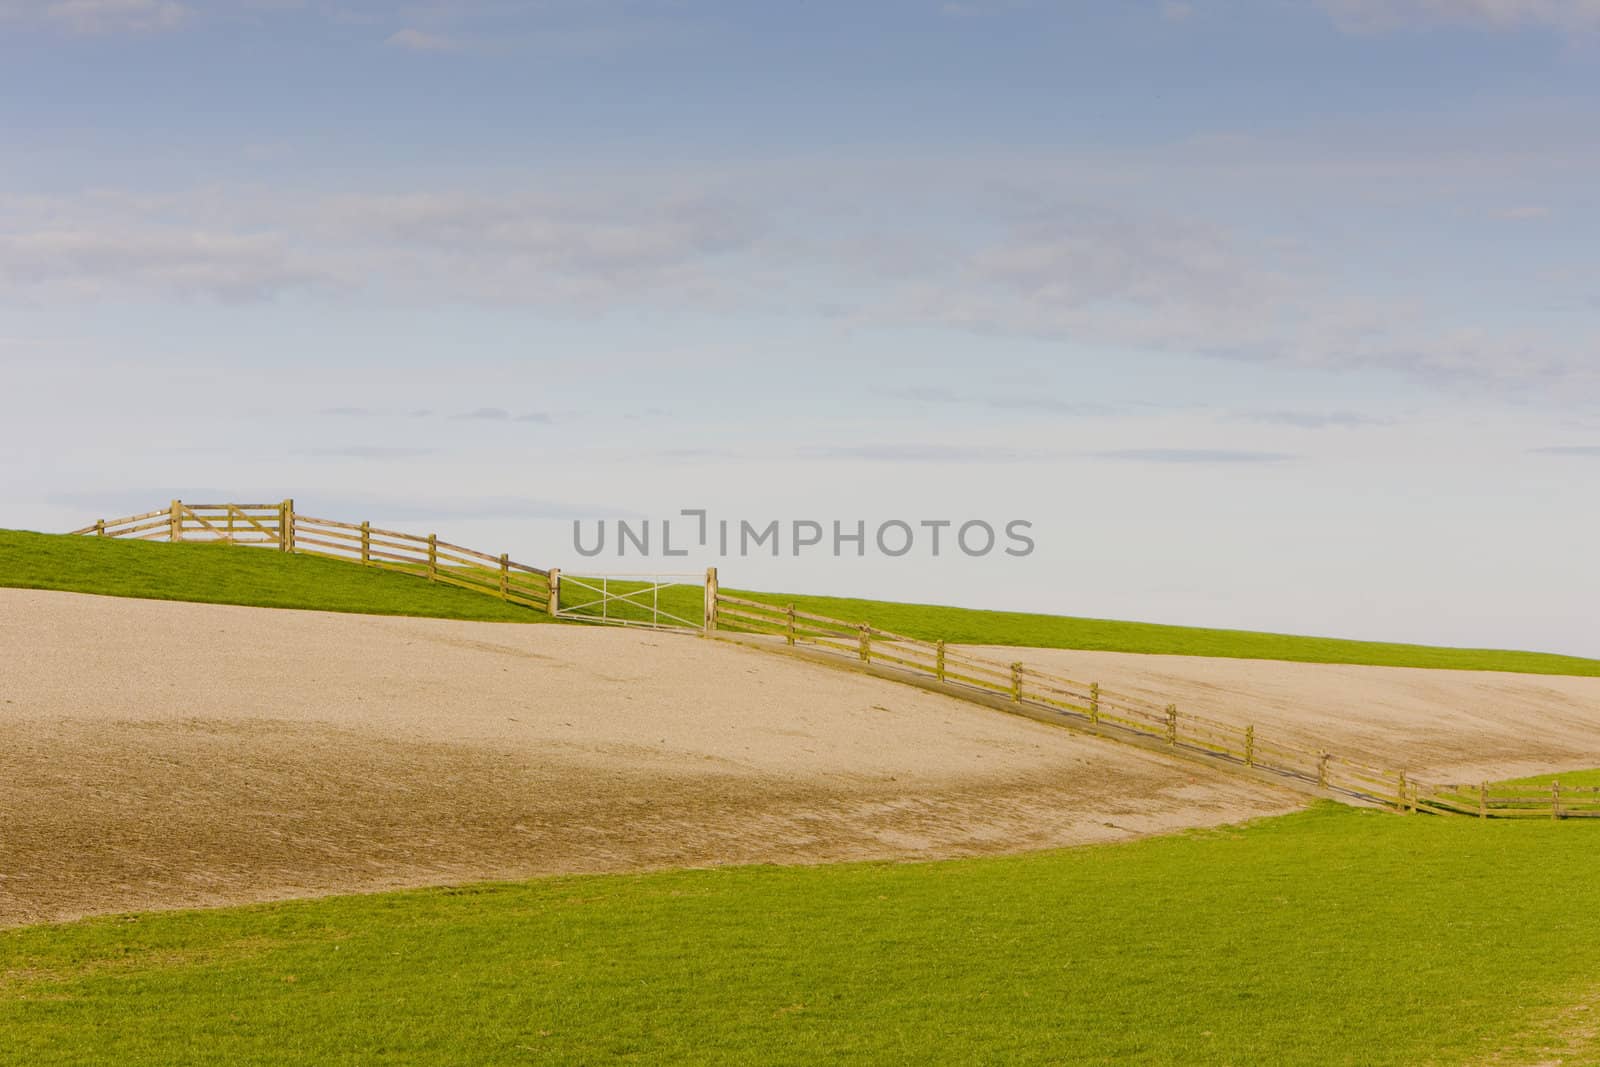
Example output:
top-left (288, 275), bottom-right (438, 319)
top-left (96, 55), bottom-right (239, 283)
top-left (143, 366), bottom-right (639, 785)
top-left (734, 590), bottom-right (1600, 676)
top-left (7, 529), bottom-right (1599, 675)
top-left (0, 530), bottom-right (548, 624)
top-left (3, 805), bottom-right (1598, 1066)
top-left (1495, 768), bottom-right (1600, 789)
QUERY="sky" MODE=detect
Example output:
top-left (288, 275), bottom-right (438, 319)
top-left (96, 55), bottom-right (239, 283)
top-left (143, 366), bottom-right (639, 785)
top-left (2, 0), bottom-right (1598, 655)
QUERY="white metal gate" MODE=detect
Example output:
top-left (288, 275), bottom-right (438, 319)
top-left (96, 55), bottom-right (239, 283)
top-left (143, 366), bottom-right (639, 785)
top-left (551, 571), bottom-right (707, 631)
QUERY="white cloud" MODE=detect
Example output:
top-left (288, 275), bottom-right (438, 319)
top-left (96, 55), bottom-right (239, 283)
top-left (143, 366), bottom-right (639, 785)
top-left (0, 0), bottom-right (186, 32)
top-left (384, 26), bottom-right (461, 51)
top-left (1, 169), bottom-right (1596, 396)
top-left (1323, 0), bottom-right (1600, 32)
top-left (0, 223), bottom-right (335, 301)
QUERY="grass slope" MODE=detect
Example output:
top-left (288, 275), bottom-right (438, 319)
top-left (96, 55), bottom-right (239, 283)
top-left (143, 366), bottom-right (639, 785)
top-left (0, 530), bottom-right (546, 623)
top-left (3, 806), bottom-right (1598, 1066)
top-left (737, 590), bottom-right (1600, 676)
top-left (6, 529), bottom-right (1597, 675)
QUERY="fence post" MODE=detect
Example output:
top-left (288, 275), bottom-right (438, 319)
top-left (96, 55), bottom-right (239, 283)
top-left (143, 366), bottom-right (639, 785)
top-left (226, 505), bottom-right (236, 542)
top-left (1479, 781), bottom-right (1488, 819)
top-left (1010, 662), bottom-right (1023, 703)
top-left (281, 499), bottom-right (296, 552)
top-left (1396, 772), bottom-right (1407, 813)
top-left (1089, 682), bottom-right (1100, 724)
top-left (1553, 780), bottom-right (1561, 821)
top-left (785, 605), bottom-right (796, 646)
top-left (169, 499), bottom-right (181, 542)
top-left (95, 519), bottom-right (105, 537)
top-left (936, 640), bottom-right (946, 683)
top-left (1244, 725), bottom-right (1255, 767)
top-left (858, 624), bottom-right (871, 663)
top-left (499, 554), bottom-right (509, 600)
top-left (427, 534), bottom-right (437, 580)
top-left (1317, 753), bottom-right (1330, 788)
top-left (703, 567), bottom-right (718, 633)
top-left (1165, 704), bottom-right (1178, 746)
top-left (547, 568), bottom-right (561, 616)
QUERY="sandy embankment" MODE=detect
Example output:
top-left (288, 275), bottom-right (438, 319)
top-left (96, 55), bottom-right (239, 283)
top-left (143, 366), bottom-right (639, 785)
top-left (966, 645), bottom-right (1600, 784)
top-left (0, 589), bottom-right (1295, 926)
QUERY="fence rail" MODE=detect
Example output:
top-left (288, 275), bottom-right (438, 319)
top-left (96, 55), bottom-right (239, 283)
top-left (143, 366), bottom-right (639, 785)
top-left (70, 502), bottom-right (1592, 820)
top-left (710, 592), bottom-right (1593, 820)
top-left (73, 499), bottom-right (553, 613)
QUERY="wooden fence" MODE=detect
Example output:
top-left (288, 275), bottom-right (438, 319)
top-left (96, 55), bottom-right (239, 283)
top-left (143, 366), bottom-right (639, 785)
top-left (67, 502), bottom-right (1593, 820)
top-left (709, 593), bottom-right (1594, 820)
top-left (72, 499), bottom-right (553, 613)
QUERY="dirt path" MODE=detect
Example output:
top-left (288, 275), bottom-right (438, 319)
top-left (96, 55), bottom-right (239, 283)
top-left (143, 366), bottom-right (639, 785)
top-left (0, 589), bottom-right (1296, 926)
top-left (965, 645), bottom-right (1600, 783)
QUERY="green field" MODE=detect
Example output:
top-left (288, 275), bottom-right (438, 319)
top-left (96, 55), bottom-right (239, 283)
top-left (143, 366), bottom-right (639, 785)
top-left (1497, 767), bottom-right (1600, 789)
top-left (735, 591), bottom-right (1600, 677)
top-left (0, 530), bottom-right (546, 623)
top-left (3, 805), bottom-right (1596, 1066)
top-left (5, 528), bottom-right (1599, 676)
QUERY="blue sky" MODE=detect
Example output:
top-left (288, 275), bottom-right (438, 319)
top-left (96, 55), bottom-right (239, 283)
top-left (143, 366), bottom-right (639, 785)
top-left (3, 0), bottom-right (1598, 654)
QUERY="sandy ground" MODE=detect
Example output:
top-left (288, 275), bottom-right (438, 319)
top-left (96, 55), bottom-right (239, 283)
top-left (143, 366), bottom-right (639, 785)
top-left (966, 645), bottom-right (1600, 784)
top-left (0, 590), bottom-right (1297, 927)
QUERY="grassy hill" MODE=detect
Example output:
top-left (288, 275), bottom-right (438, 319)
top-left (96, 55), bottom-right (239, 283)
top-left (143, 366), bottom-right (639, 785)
top-left (0, 529), bottom-right (546, 623)
top-left (735, 591), bottom-right (1600, 677)
top-left (5, 528), bottom-right (1599, 676)
top-left (3, 804), bottom-right (1598, 1066)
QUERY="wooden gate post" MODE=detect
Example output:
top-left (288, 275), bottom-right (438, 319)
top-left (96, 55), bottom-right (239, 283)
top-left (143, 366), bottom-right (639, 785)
top-left (1165, 704), bottom-right (1178, 746)
top-left (1010, 662), bottom-right (1023, 703)
top-left (785, 605), bottom-right (796, 646)
top-left (858, 624), bottom-right (871, 663)
top-left (1479, 781), bottom-right (1488, 819)
top-left (703, 567), bottom-right (718, 633)
top-left (279, 499), bottom-right (296, 552)
top-left (1397, 772), bottom-right (1408, 813)
top-left (1089, 682), bottom-right (1100, 724)
top-left (1244, 725), bottom-right (1255, 767)
top-left (1553, 780), bottom-right (1561, 821)
top-left (1317, 753), bottom-right (1330, 788)
top-left (499, 554), bottom-right (509, 600)
top-left (547, 568), bottom-right (561, 616)
top-left (169, 499), bottom-right (181, 542)
top-left (936, 639), bottom-right (947, 683)
top-left (95, 519), bottom-right (105, 537)
top-left (427, 534), bottom-right (437, 580)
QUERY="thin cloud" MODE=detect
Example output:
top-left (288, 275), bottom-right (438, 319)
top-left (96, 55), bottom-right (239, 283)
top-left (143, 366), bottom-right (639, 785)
top-left (4, 0), bottom-right (187, 33)
top-left (1093, 448), bottom-right (1296, 464)
top-left (882, 386), bottom-right (1114, 417)
top-left (385, 27), bottom-right (463, 52)
top-left (299, 446), bottom-right (436, 459)
top-left (1530, 445), bottom-right (1600, 456)
top-left (450, 407), bottom-right (511, 421)
top-left (818, 444), bottom-right (1058, 463)
top-left (1230, 410), bottom-right (1390, 429)
top-left (1322, 0), bottom-right (1600, 33)
top-left (514, 412), bottom-right (553, 424)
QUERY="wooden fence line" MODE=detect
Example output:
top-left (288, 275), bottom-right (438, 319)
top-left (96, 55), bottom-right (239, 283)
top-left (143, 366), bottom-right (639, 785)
top-left (73, 499), bottom-right (552, 612)
top-left (71, 501), bottom-right (1591, 820)
top-left (710, 592), bottom-right (1592, 820)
